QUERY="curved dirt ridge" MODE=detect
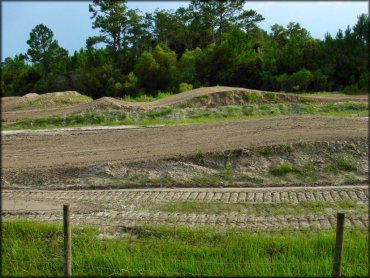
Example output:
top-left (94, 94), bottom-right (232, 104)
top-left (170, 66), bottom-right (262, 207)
top-left (2, 116), bottom-right (368, 171)
top-left (2, 186), bottom-right (368, 230)
top-left (2, 87), bottom-right (367, 122)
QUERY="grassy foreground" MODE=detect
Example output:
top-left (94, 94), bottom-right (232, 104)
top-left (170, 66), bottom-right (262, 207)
top-left (3, 102), bottom-right (368, 130)
top-left (2, 220), bottom-right (368, 276)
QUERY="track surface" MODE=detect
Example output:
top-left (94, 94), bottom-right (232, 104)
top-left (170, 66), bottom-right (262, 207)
top-left (2, 116), bottom-right (368, 171)
top-left (2, 186), bottom-right (368, 230)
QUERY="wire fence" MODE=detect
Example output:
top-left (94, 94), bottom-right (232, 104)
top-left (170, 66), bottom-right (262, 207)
top-left (2, 205), bottom-right (369, 277)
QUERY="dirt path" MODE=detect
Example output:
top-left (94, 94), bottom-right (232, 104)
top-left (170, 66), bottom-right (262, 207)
top-left (2, 116), bottom-right (367, 171)
top-left (2, 186), bottom-right (368, 230)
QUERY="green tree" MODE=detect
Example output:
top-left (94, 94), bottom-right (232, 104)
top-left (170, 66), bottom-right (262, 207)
top-left (178, 47), bottom-right (202, 85)
top-left (135, 44), bottom-right (177, 94)
top-left (291, 68), bottom-right (313, 92)
top-left (26, 24), bottom-right (67, 79)
top-left (190, 0), bottom-right (264, 44)
top-left (88, 0), bottom-right (128, 66)
top-left (1, 55), bottom-right (40, 96)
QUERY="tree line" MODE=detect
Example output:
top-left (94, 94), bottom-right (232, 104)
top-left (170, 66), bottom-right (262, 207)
top-left (1, 0), bottom-right (368, 98)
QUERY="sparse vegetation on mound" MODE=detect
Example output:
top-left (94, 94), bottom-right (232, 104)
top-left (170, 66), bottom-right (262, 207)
top-left (2, 87), bottom-right (368, 123)
top-left (3, 101), bottom-right (368, 130)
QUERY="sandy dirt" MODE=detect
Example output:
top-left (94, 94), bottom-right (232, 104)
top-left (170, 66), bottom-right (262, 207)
top-left (2, 185), bottom-right (368, 230)
top-left (2, 116), bottom-right (368, 171)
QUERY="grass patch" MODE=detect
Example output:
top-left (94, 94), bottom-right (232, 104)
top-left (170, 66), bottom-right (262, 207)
top-left (326, 155), bottom-right (359, 172)
top-left (2, 219), bottom-right (368, 277)
top-left (123, 91), bottom-right (172, 102)
top-left (259, 144), bottom-right (294, 155)
top-left (245, 92), bottom-right (263, 103)
top-left (196, 149), bottom-right (205, 159)
top-left (300, 92), bottom-right (348, 97)
top-left (145, 107), bottom-right (173, 119)
top-left (271, 162), bottom-right (301, 176)
top-left (155, 200), bottom-right (367, 215)
top-left (192, 165), bottom-right (234, 186)
top-left (195, 94), bottom-right (210, 104)
top-left (265, 92), bottom-right (277, 102)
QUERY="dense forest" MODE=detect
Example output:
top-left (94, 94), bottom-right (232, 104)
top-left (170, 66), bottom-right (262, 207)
top-left (1, 0), bottom-right (368, 98)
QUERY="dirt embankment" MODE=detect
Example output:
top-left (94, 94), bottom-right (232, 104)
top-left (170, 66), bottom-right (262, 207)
top-left (2, 116), bottom-right (367, 189)
top-left (2, 87), bottom-right (367, 122)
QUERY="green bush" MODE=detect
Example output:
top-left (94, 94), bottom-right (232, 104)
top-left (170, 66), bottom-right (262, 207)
top-left (179, 82), bottom-right (193, 93)
top-left (226, 106), bottom-right (241, 117)
top-left (265, 92), bottom-right (277, 102)
top-left (337, 156), bottom-right (358, 171)
top-left (196, 149), bottom-right (205, 158)
top-left (242, 104), bottom-right (258, 116)
top-left (246, 92), bottom-right (263, 104)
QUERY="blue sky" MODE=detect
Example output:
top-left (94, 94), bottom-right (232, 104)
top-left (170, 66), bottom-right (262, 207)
top-left (2, 1), bottom-right (368, 60)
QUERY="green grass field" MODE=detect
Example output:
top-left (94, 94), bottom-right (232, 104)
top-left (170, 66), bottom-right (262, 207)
top-left (3, 102), bottom-right (368, 131)
top-left (2, 220), bottom-right (368, 276)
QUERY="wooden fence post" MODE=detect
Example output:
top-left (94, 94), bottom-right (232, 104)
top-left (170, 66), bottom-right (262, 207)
top-left (64, 204), bottom-right (72, 277)
top-left (332, 212), bottom-right (345, 278)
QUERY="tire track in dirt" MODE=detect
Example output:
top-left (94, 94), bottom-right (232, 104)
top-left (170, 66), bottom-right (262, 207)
top-left (2, 186), bottom-right (368, 230)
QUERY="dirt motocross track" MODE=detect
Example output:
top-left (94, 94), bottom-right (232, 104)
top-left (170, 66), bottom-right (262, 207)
top-left (2, 86), bottom-right (368, 122)
top-left (2, 116), bottom-right (367, 171)
top-left (2, 87), bottom-right (369, 231)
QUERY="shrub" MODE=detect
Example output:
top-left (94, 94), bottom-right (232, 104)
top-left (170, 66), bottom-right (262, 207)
top-left (179, 82), bottom-right (193, 93)
top-left (265, 92), bottom-right (277, 102)
top-left (196, 149), bottom-right (205, 158)
top-left (337, 156), bottom-right (358, 171)
top-left (246, 92), bottom-right (263, 103)
top-left (242, 104), bottom-right (258, 116)
top-left (227, 106), bottom-right (241, 117)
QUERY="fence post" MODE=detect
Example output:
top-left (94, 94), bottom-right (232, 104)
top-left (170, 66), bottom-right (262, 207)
top-left (63, 204), bottom-right (72, 277)
top-left (332, 212), bottom-right (345, 278)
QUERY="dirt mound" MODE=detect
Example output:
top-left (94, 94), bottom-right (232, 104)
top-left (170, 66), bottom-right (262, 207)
top-left (81, 97), bottom-right (144, 112)
top-left (23, 93), bottom-right (39, 98)
top-left (2, 91), bottom-right (91, 112)
top-left (141, 87), bottom-right (311, 108)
